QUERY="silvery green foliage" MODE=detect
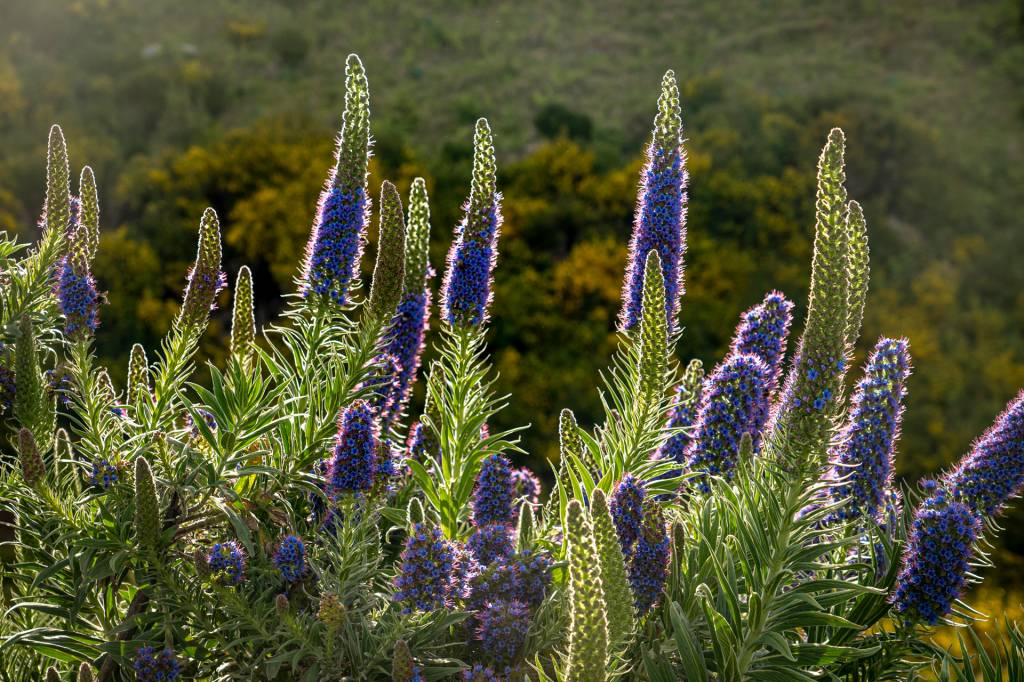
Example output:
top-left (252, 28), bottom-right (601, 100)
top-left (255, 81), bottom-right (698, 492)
top-left (2, 56), bottom-right (1024, 682)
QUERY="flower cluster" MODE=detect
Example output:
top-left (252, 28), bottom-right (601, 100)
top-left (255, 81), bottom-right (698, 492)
top-left (476, 600), bottom-right (530, 666)
top-left (88, 458), bottom-right (120, 489)
top-left (393, 522), bottom-right (459, 613)
top-left (381, 290), bottom-right (430, 425)
top-left (304, 187), bottom-right (368, 305)
top-left (942, 390), bottom-right (1024, 517)
top-left (686, 354), bottom-right (770, 492)
top-left (207, 541), bottom-right (246, 586)
top-left (327, 400), bottom-right (379, 496)
top-left (45, 366), bottom-right (73, 407)
top-left (610, 474), bottom-right (646, 559)
top-left (891, 485), bottom-right (979, 625)
top-left (654, 359), bottom-right (704, 476)
top-left (57, 257), bottom-right (100, 340)
top-left (273, 535), bottom-right (306, 583)
top-left (441, 120), bottom-right (501, 327)
top-left (468, 523), bottom-right (515, 565)
top-left (826, 338), bottom-right (910, 523)
top-left (472, 454), bottom-right (514, 527)
top-left (177, 208), bottom-right (226, 331)
top-left (132, 645), bottom-right (180, 682)
top-left (510, 466), bottom-right (541, 507)
top-left (729, 291), bottom-right (794, 399)
top-left (627, 502), bottom-right (670, 615)
top-left (620, 71), bottom-right (687, 332)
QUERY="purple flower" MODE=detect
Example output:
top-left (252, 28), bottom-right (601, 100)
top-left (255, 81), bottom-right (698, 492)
top-left (441, 120), bottom-right (501, 328)
top-left (654, 360), bottom-right (704, 477)
top-left (393, 522), bottom-right (458, 613)
top-left (620, 71), bottom-right (687, 333)
top-left (207, 540), bottom-right (246, 586)
top-left (826, 338), bottom-right (910, 524)
top-left (891, 487), bottom-right (979, 625)
top-left (514, 549), bottom-right (552, 608)
top-left (57, 258), bottom-right (100, 340)
top-left (0, 353), bottom-right (14, 415)
top-left (627, 502), bottom-right (670, 615)
top-left (133, 645), bottom-right (181, 681)
top-left (186, 408), bottom-right (218, 436)
top-left (88, 458), bottom-right (120, 489)
top-left (380, 289), bottom-right (431, 426)
top-left (472, 454), bottom-right (514, 527)
top-left (327, 400), bottom-right (378, 496)
top-left (610, 474), bottom-right (646, 559)
top-left (476, 600), bottom-right (530, 666)
top-left (302, 186), bottom-right (368, 305)
top-left (468, 523), bottom-right (515, 565)
top-left (686, 354), bottom-right (770, 493)
top-left (730, 291), bottom-right (794, 401)
top-left (273, 535), bottom-right (306, 583)
top-left (510, 466), bottom-right (541, 507)
top-left (466, 556), bottom-right (521, 613)
top-left (365, 353), bottom-right (403, 421)
top-left (45, 367), bottom-right (73, 408)
top-left (942, 390), bottom-right (1024, 518)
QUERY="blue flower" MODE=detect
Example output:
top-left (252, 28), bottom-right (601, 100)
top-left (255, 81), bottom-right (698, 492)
top-left (207, 540), bottom-right (246, 586)
top-left (514, 549), bottom-right (553, 608)
top-left (327, 400), bottom-right (379, 496)
top-left (510, 466), bottom-right (541, 508)
top-left (686, 354), bottom-right (770, 492)
top-left (942, 390), bottom-right (1024, 517)
top-left (57, 258), bottom-right (100, 340)
top-left (302, 186), bottom-right (368, 305)
top-left (476, 600), bottom-right (530, 666)
top-left (627, 502), bottom-right (670, 615)
top-left (826, 338), bottom-right (910, 524)
top-left (610, 474), bottom-right (646, 559)
top-left (891, 489), bottom-right (979, 625)
top-left (88, 458), bottom-right (120, 489)
top-left (393, 522), bottom-right (458, 613)
top-left (380, 289), bottom-right (431, 426)
top-left (730, 291), bottom-right (794, 405)
top-left (468, 523), bottom-right (515, 565)
top-left (472, 454), bottom-right (514, 527)
top-left (273, 535), bottom-right (306, 583)
top-left (133, 645), bottom-right (180, 681)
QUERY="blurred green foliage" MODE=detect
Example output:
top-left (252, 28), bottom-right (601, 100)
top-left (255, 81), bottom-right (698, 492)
top-left (1, 0), bottom-right (1023, 559)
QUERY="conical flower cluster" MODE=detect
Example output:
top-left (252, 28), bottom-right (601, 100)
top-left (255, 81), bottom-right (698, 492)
top-left (327, 400), bottom-right (379, 496)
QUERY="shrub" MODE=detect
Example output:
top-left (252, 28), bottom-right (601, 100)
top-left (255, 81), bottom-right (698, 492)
top-left (1, 53), bottom-right (1023, 681)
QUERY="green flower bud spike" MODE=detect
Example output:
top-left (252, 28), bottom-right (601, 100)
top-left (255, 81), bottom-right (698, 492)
top-left (404, 178), bottom-right (432, 294)
top-left (590, 488), bottom-right (635, 648)
top-left (844, 200), bottom-right (868, 349)
top-left (46, 667), bottom-right (61, 682)
top-left (18, 427), bottom-right (45, 488)
top-left (336, 54), bottom-right (371, 196)
top-left (368, 180), bottom-right (407, 320)
top-left (230, 265), bottom-right (256, 366)
top-left (78, 165), bottom-right (100, 264)
top-left (127, 343), bottom-right (151, 409)
top-left (392, 639), bottom-right (415, 682)
top-left (638, 250), bottom-right (669, 411)
top-left (176, 207), bottom-right (225, 334)
top-left (565, 499), bottom-right (609, 682)
top-left (133, 457), bottom-right (160, 551)
top-left (14, 315), bottom-right (50, 447)
top-left (768, 129), bottom-right (853, 464)
top-left (45, 124), bottom-right (70, 238)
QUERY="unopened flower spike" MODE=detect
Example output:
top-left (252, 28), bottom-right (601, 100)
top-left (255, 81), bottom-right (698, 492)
top-left (768, 129), bottom-right (851, 462)
top-left (620, 70), bottom-right (687, 333)
top-left (78, 166), bottom-right (100, 263)
top-left (638, 250), bottom-right (669, 408)
top-left (441, 118), bottom-right (502, 327)
top-left (302, 54), bottom-right (371, 305)
top-left (844, 200), bottom-right (869, 348)
top-left (18, 427), bottom-right (45, 488)
top-left (565, 499), bottom-right (609, 678)
top-left (176, 207), bottom-right (226, 333)
top-left (45, 124), bottom-right (71, 239)
top-left (826, 338), bottom-right (910, 524)
top-left (230, 265), bottom-right (256, 366)
top-left (134, 456), bottom-right (160, 550)
top-left (367, 180), bottom-right (406, 320)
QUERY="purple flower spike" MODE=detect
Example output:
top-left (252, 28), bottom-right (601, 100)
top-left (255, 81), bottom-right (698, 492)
top-left (58, 257), bottom-right (100, 340)
top-left (610, 474), bottom-right (646, 559)
top-left (441, 120), bottom-right (501, 328)
top-left (943, 390), bottom-right (1024, 518)
top-left (327, 400), bottom-right (379, 496)
top-left (826, 338), bottom-right (911, 524)
top-left (133, 645), bottom-right (181, 681)
top-left (627, 501), bottom-right (670, 615)
top-left (468, 523), bottom-right (515, 565)
top-left (686, 354), bottom-right (770, 492)
top-left (303, 187), bottom-right (368, 305)
top-left (273, 535), bottom-right (306, 583)
top-left (393, 522), bottom-right (458, 613)
top-left (207, 540), bottom-right (247, 586)
top-left (730, 291), bottom-right (794, 400)
top-left (891, 487), bottom-right (979, 625)
top-left (380, 289), bottom-right (431, 425)
top-left (511, 466), bottom-right (541, 507)
top-left (620, 71), bottom-right (687, 333)
top-left (472, 454), bottom-right (514, 527)
top-left (476, 600), bottom-right (530, 666)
